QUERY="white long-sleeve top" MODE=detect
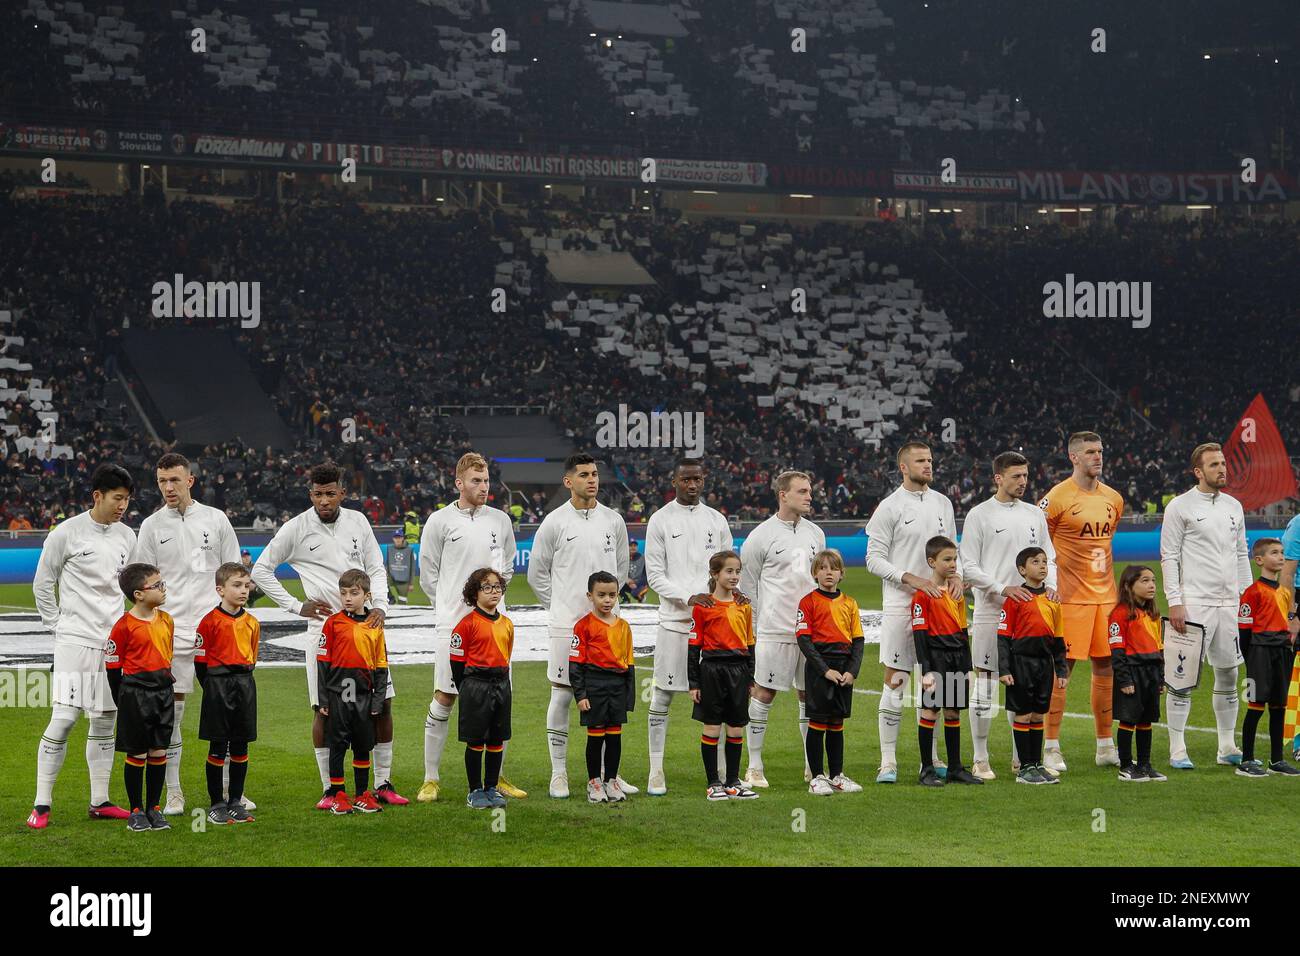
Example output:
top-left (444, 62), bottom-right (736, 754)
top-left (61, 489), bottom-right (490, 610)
top-left (33, 511), bottom-right (137, 650)
top-left (132, 501), bottom-right (240, 637)
top-left (739, 514), bottom-right (825, 642)
top-left (527, 500), bottom-right (629, 636)
top-left (959, 495), bottom-right (1058, 617)
top-left (865, 484), bottom-right (956, 611)
top-left (1159, 488), bottom-right (1252, 608)
top-left (419, 502), bottom-right (516, 632)
top-left (251, 506), bottom-right (388, 618)
top-left (644, 498), bottom-right (734, 632)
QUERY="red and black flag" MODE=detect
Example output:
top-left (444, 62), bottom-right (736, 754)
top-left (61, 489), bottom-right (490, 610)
top-left (1223, 394), bottom-right (1297, 510)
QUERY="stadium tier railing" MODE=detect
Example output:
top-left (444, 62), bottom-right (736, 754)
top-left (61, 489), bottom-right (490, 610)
top-left (434, 405), bottom-right (545, 416)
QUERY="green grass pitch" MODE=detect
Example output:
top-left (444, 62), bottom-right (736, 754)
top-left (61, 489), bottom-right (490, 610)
top-left (0, 565), bottom-right (1294, 866)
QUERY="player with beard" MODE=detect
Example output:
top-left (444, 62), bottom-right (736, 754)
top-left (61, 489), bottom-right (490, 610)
top-left (1159, 443), bottom-right (1251, 769)
top-left (251, 463), bottom-right (408, 807)
top-left (865, 442), bottom-right (960, 783)
top-left (957, 452), bottom-right (1059, 777)
top-left (132, 452), bottom-right (242, 815)
top-left (1038, 432), bottom-right (1125, 772)
top-left (643, 457), bottom-right (736, 794)
top-left (417, 452), bottom-right (523, 802)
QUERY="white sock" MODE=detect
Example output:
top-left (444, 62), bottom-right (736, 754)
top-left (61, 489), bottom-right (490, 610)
top-left (878, 675), bottom-right (908, 766)
top-left (1166, 689), bottom-right (1192, 758)
top-left (373, 740), bottom-right (393, 788)
top-left (1096, 736), bottom-right (1112, 752)
top-left (423, 699), bottom-right (453, 781)
top-left (222, 758), bottom-right (231, 797)
top-left (648, 687), bottom-right (672, 774)
top-left (797, 699), bottom-right (810, 773)
top-left (35, 713), bottom-right (76, 806)
top-left (716, 731), bottom-right (728, 780)
top-left (1212, 666), bottom-right (1240, 753)
top-left (746, 697), bottom-right (771, 770)
top-left (86, 715), bottom-right (116, 806)
top-left (971, 674), bottom-right (993, 763)
top-left (166, 698), bottom-right (185, 791)
top-left (1044, 738), bottom-right (1061, 752)
top-left (546, 687), bottom-right (574, 776)
top-left (314, 747), bottom-right (331, 789)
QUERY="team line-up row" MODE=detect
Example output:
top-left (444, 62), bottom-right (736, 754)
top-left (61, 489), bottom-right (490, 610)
top-left (24, 436), bottom-right (1300, 829)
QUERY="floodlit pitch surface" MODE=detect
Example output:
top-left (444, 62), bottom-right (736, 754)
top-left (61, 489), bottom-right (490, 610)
top-left (0, 568), bottom-right (1291, 866)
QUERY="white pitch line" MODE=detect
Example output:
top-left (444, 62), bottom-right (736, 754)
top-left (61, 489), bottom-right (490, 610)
top-left (851, 687), bottom-right (1219, 734)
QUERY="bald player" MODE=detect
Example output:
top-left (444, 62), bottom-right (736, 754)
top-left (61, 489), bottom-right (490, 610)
top-left (1038, 431), bottom-right (1124, 772)
top-left (1159, 442), bottom-right (1251, 768)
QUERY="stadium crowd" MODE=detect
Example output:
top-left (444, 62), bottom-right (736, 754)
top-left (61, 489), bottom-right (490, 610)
top-left (2, 0), bottom-right (1289, 171)
top-left (3, 178), bottom-right (1298, 533)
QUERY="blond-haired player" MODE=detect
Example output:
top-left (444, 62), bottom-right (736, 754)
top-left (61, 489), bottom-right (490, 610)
top-left (417, 452), bottom-right (522, 801)
top-left (1038, 431), bottom-right (1124, 772)
top-left (739, 470), bottom-right (826, 787)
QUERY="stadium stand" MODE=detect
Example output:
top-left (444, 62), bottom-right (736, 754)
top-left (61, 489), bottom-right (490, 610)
top-left (3, 0), bottom-right (1292, 169)
top-left (2, 175), bottom-right (1297, 530)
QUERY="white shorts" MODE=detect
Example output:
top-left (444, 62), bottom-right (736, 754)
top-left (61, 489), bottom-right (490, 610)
top-left (653, 625), bottom-right (690, 692)
top-left (548, 635), bottom-right (574, 686)
top-left (52, 643), bottom-right (115, 716)
top-left (1187, 604), bottom-right (1244, 670)
top-left (754, 641), bottom-right (803, 692)
top-left (879, 611), bottom-right (916, 672)
top-left (171, 648), bottom-right (196, 695)
top-left (168, 627), bottom-right (197, 694)
top-left (306, 632), bottom-right (397, 708)
top-left (433, 627), bottom-right (457, 696)
top-left (970, 618), bottom-right (999, 673)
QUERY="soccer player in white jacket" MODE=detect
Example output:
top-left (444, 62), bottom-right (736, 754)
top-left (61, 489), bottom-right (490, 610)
top-left (417, 452), bottom-right (522, 802)
top-left (1159, 443), bottom-right (1253, 769)
top-left (958, 451), bottom-right (1059, 778)
top-left (527, 453), bottom-right (629, 798)
top-left (132, 452), bottom-right (241, 814)
top-left (739, 470), bottom-right (826, 788)
top-left (865, 442), bottom-right (960, 783)
top-left (643, 457), bottom-right (735, 794)
top-left (252, 462), bottom-right (405, 807)
top-left (28, 463), bottom-right (138, 829)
